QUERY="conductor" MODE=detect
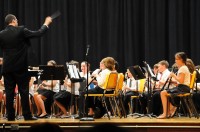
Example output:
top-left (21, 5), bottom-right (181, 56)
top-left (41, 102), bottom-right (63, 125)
top-left (0, 14), bottom-right (52, 121)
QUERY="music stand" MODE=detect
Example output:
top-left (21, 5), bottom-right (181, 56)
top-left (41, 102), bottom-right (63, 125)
top-left (39, 65), bottom-right (65, 89)
top-left (128, 65), bottom-right (146, 117)
top-left (66, 63), bottom-right (83, 118)
top-left (39, 65), bottom-right (65, 118)
top-left (135, 61), bottom-right (156, 119)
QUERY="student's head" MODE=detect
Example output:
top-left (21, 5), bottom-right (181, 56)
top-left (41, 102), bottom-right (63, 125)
top-left (114, 61), bottom-right (119, 71)
top-left (126, 68), bottom-right (133, 78)
top-left (81, 61), bottom-right (90, 73)
top-left (153, 64), bottom-right (159, 74)
top-left (5, 14), bottom-right (18, 26)
top-left (100, 57), bottom-right (115, 71)
top-left (69, 60), bottom-right (79, 70)
top-left (47, 60), bottom-right (57, 66)
top-left (158, 60), bottom-right (169, 73)
top-left (175, 52), bottom-right (187, 67)
top-left (186, 58), bottom-right (195, 73)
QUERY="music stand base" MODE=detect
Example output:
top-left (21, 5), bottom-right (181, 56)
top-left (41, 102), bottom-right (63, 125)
top-left (80, 117), bottom-right (95, 121)
top-left (135, 113), bottom-right (157, 119)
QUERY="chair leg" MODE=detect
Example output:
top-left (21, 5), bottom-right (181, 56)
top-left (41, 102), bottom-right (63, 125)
top-left (118, 94), bottom-right (127, 118)
top-left (187, 96), bottom-right (199, 119)
top-left (113, 96), bottom-right (122, 118)
top-left (102, 96), bottom-right (110, 120)
top-left (182, 97), bottom-right (192, 118)
top-left (108, 97), bottom-right (115, 117)
top-left (180, 97), bottom-right (187, 117)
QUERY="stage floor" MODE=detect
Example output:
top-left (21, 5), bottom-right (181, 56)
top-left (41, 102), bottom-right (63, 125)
top-left (0, 115), bottom-right (200, 132)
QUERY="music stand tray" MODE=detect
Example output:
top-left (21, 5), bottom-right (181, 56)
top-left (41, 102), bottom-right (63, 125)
top-left (39, 65), bottom-right (65, 89)
top-left (128, 65), bottom-right (146, 80)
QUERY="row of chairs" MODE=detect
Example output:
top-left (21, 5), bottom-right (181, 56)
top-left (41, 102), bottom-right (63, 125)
top-left (128, 70), bottom-right (199, 119)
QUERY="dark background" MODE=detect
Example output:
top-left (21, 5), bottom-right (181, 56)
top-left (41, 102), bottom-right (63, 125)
top-left (1, 0), bottom-right (200, 73)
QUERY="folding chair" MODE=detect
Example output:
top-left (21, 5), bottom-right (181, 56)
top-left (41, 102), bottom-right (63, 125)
top-left (167, 70), bottom-right (199, 119)
top-left (129, 79), bottom-right (146, 117)
top-left (86, 72), bottom-right (118, 120)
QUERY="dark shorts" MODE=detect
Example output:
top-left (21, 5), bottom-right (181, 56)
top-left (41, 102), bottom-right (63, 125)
top-left (37, 88), bottom-right (55, 100)
top-left (166, 84), bottom-right (190, 106)
top-left (54, 90), bottom-right (71, 109)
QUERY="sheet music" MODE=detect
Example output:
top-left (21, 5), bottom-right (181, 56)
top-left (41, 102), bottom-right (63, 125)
top-left (68, 65), bottom-right (76, 78)
top-left (146, 63), bottom-right (156, 78)
top-left (72, 65), bottom-right (80, 78)
top-left (67, 64), bottom-right (80, 79)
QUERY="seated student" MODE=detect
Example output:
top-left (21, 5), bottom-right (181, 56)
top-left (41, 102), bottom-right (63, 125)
top-left (85, 57), bottom-right (116, 116)
top-left (151, 60), bottom-right (171, 116)
top-left (53, 60), bottom-right (80, 118)
top-left (33, 60), bottom-right (59, 118)
top-left (157, 52), bottom-right (191, 119)
top-left (122, 68), bottom-right (139, 115)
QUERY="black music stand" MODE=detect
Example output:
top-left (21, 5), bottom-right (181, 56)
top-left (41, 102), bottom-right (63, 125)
top-left (39, 65), bottom-right (65, 118)
top-left (66, 63), bottom-right (83, 118)
top-left (135, 61), bottom-right (156, 119)
top-left (39, 65), bottom-right (65, 89)
top-left (128, 65), bottom-right (146, 117)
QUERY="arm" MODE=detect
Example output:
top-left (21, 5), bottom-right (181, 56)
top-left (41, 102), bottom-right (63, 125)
top-left (24, 16), bottom-right (52, 38)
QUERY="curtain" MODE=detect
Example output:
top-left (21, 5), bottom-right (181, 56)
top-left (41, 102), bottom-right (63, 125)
top-left (1, 0), bottom-right (200, 73)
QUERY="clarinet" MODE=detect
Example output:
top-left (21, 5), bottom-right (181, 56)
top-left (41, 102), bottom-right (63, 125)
top-left (160, 67), bottom-right (175, 91)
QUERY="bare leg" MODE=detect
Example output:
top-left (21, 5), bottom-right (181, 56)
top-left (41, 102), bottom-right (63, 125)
top-left (37, 95), bottom-right (47, 116)
top-left (88, 108), bottom-right (94, 115)
top-left (54, 100), bottom-right (68, 115)
top-left (33, 93), bottom-right (41, 115)
top-left (157, 90), bottom-right (168, 119)
top-left (0, 90), bottom-right (3, 102)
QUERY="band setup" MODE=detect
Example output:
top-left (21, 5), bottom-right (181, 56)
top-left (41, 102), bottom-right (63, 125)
top-left (0, 10), bottom-right (199, 126)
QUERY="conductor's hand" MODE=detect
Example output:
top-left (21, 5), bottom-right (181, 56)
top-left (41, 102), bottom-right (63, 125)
top-left (44, 16), bottom-right (52, 27)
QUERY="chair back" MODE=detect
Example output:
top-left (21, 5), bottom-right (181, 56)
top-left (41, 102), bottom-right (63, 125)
top-left (189, 70), bottom-right (197, 89)
top-left (102, 72), bottom-right (118, 90)
top-left (116, 73), bottom-right (124, 91)
top-left (137, 79), bottom-right (146, 93)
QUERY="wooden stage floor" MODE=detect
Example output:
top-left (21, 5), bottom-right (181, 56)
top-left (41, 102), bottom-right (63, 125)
top-left (0, 115), bottom-right (200, 132)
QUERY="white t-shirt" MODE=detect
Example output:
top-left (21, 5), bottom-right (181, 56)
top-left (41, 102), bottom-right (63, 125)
top-left (177, 65), bottom-right (190, 86)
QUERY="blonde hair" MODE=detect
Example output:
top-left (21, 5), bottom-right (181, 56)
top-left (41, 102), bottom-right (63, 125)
top-left (101, 57), bottom-right (115, 71)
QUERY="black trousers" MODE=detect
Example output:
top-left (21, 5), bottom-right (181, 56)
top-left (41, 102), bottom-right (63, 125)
top-left (123, 91), bottom-right (139, 115)
top-left (86, 86), bottom-right (104, 109)
top-left (3, 70), bottom-right (32, 119)
top-left (152, 90), bottom-right (162, 116)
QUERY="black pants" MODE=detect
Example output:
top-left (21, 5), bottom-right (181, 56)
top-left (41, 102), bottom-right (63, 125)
top-left (86, 86), bottom-right (104, 109)
top-left (152, 90), bottom-right (162, 116)
top-left (123, 91), bottom-right (139, 115)
top-left (3, 70), bottom-right (32, 119)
